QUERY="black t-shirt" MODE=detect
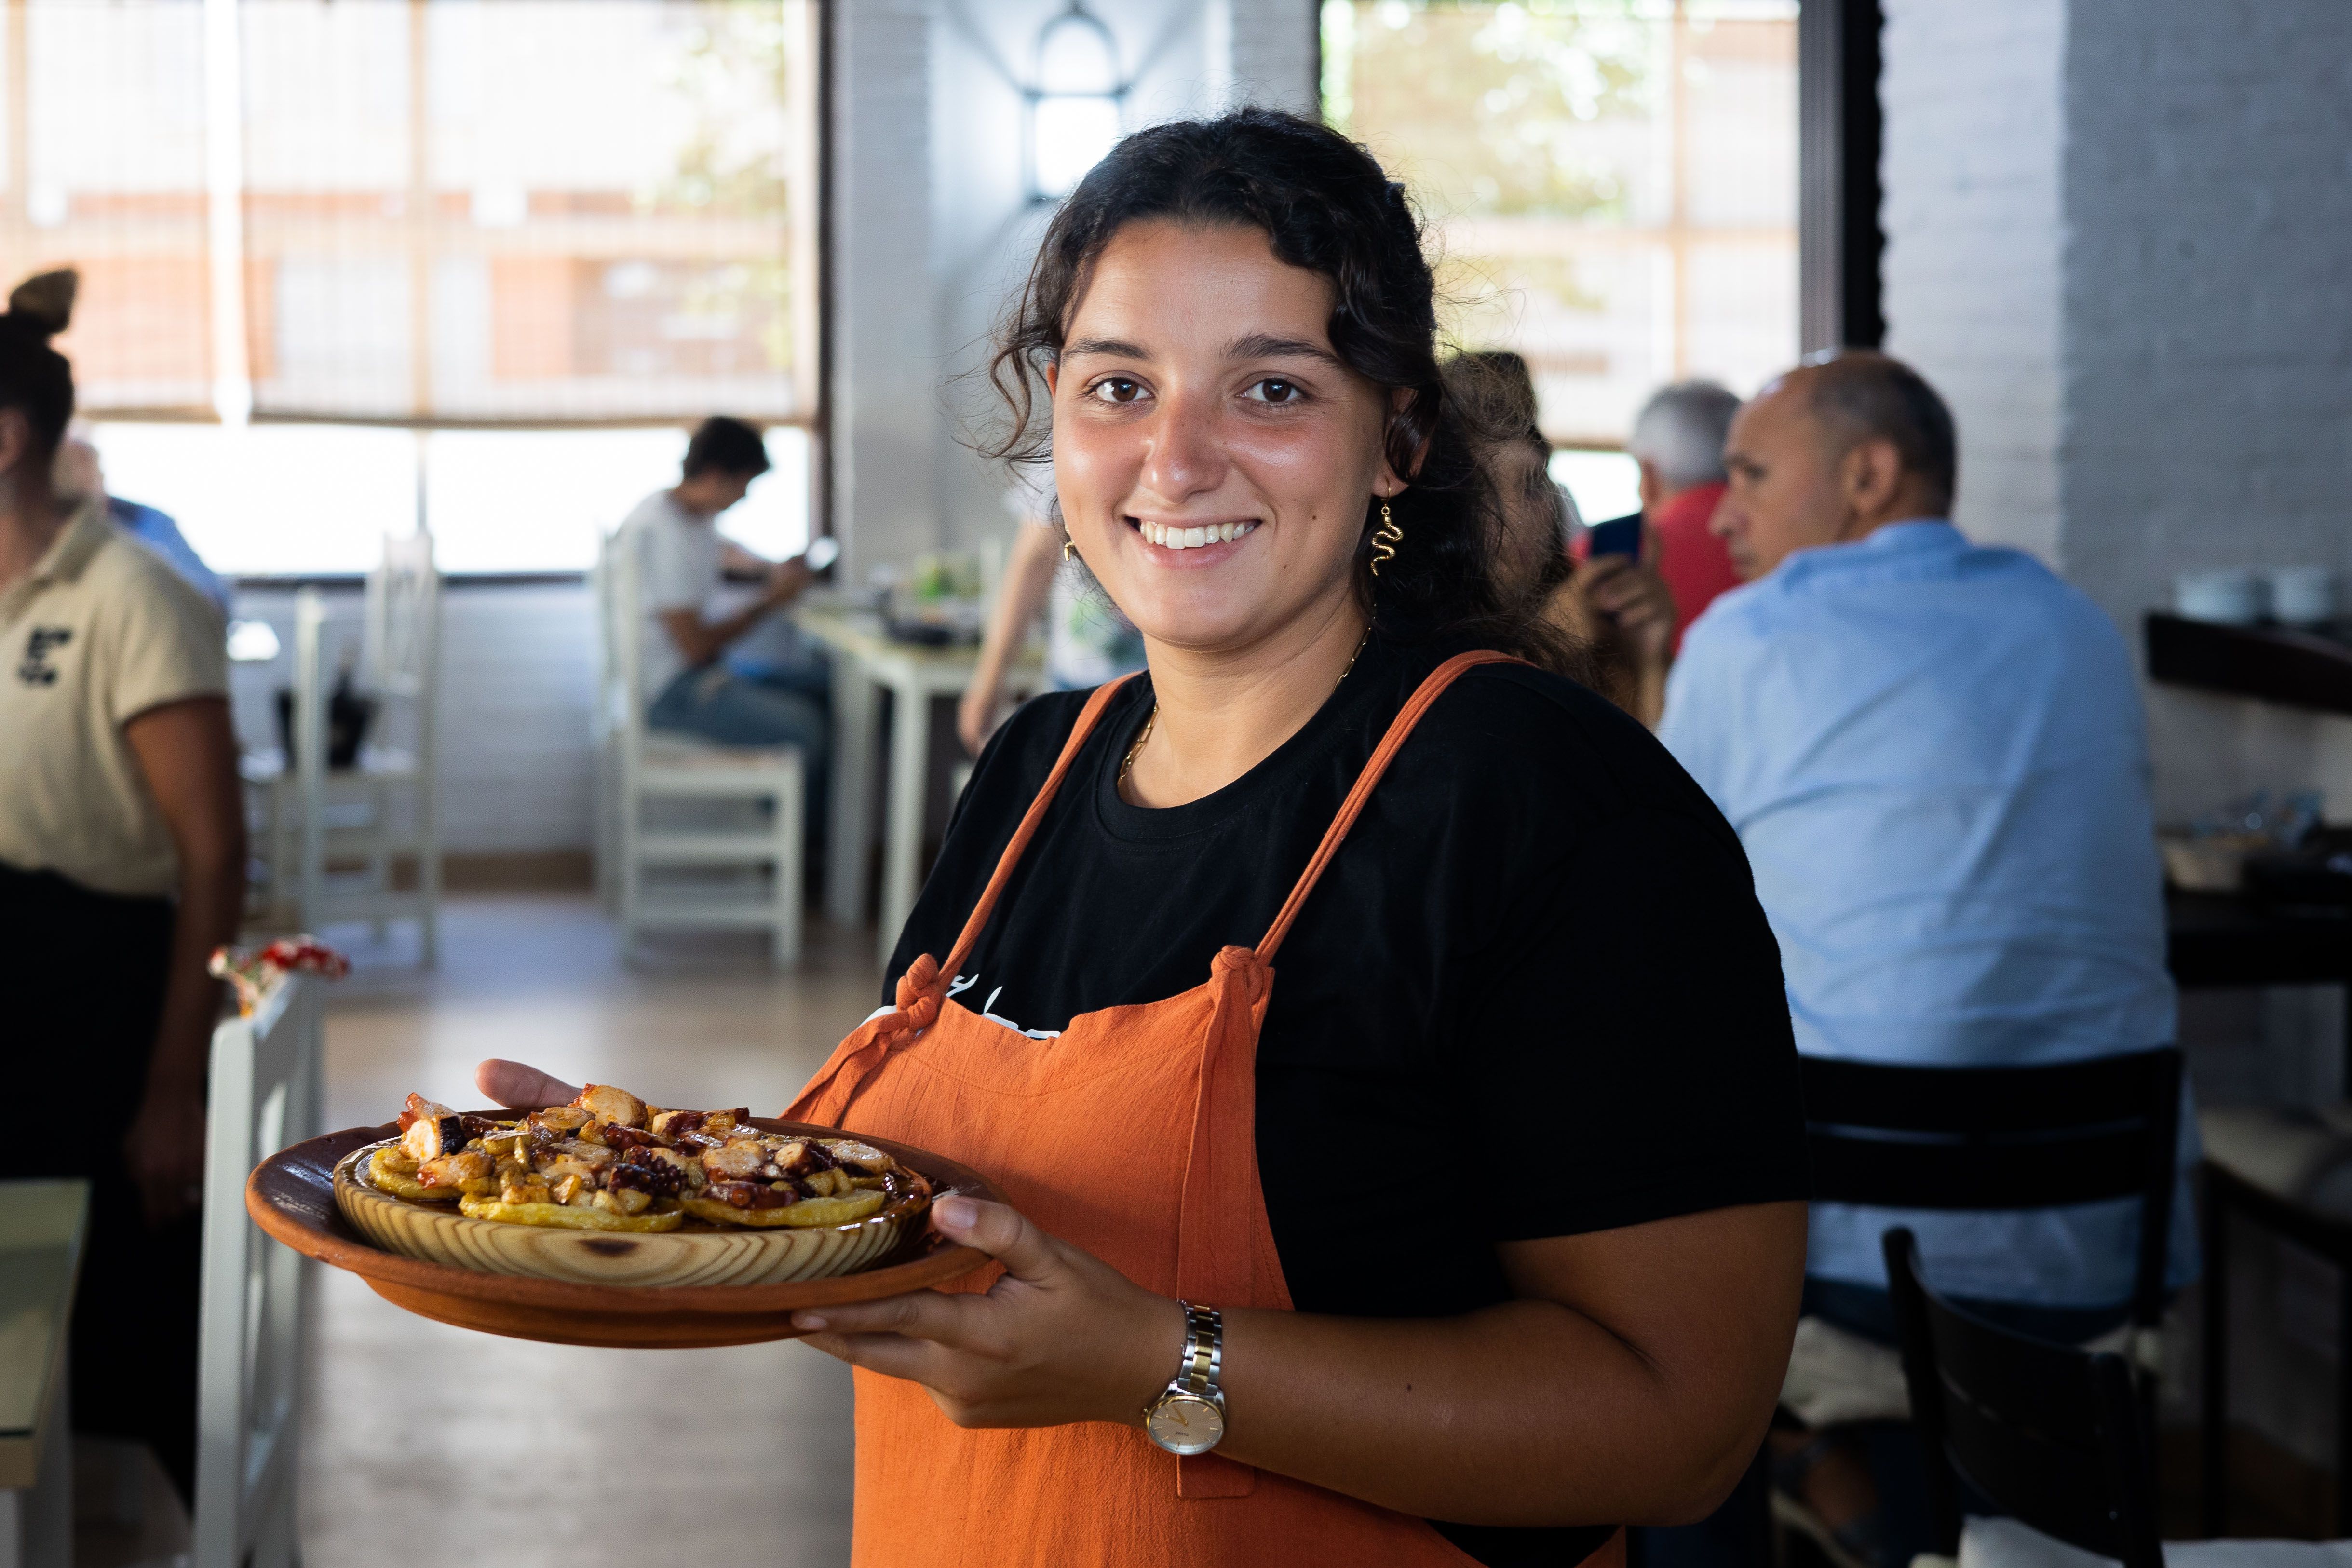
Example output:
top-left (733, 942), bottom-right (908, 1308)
top-left (888, 637), bottom-right (1807, 1568)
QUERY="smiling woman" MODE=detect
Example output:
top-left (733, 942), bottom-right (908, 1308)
top-left (483, 108), bottom-right (1809, 1568)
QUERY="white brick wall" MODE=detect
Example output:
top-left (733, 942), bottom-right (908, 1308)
top-left (2057, 0), bottom-right (2352, 823)
top-left (1884, 0), bottom-right (2352, 825)
top-left (1880, 0), bottom-right (2067, 564)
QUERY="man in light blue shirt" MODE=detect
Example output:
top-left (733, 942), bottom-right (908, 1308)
top-left (1652, 351), bottom-right (2192, 1568)
top-left (1661, 352), bottom-right (2193, 1325)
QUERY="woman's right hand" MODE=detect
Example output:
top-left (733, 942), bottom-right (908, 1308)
top-left (476, 1058), bottom-right (581, 1111)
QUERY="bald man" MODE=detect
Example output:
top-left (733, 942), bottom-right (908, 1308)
top-left (1655, 352), bottom-right (2192, 1565)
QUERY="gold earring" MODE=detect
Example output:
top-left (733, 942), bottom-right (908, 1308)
top-left (1368, 498), bottom-right (1403, 576)
top-left (1063, 536), bottom-right (1075, 562)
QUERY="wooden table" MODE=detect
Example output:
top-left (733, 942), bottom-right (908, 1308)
top-left (795, 606), bottom-right (1039, 966)
top-left (0, 1179), bottom-right (89, 1568)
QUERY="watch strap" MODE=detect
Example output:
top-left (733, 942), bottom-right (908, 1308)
top-left (1174, 1300), bottom-right (1223, 1401)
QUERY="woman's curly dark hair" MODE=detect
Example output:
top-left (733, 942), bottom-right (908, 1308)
top-left (985, 108), bottom-right (1584, 675)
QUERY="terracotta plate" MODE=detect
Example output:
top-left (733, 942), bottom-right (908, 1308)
top-left (249, 1115), bottom-right (1003, 1348)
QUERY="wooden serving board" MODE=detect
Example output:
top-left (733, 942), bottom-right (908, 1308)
top-left (249, 1116), bottom-right (1004, 1348)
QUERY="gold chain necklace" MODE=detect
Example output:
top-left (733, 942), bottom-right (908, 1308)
top-left (1119, 628), bottom-right (1372, 791)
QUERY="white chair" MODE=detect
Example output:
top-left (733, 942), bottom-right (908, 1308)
top-left (193, 972), bottom-right (322, 1568)
top-left (247, 535), bottom-right (443, 961)
top-left (596, 528), bottom-right (805, 965)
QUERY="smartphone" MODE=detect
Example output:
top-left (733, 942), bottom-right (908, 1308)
top-left (801, 536), bottom-right (841, 573)
top-left (1585, 514), bottom-right (1642, 560)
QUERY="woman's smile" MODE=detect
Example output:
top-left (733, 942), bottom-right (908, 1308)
top-left (1127, 515), bottom-right (1260, 557)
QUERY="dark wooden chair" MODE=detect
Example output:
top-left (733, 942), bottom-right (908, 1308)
top-left (1763, 1051), bottom-right (2181, 1568)
top-left (1801, 1049), bottom-right (2185, 1338)
top-left (1884, 1227), bottom-right (2163, 1568)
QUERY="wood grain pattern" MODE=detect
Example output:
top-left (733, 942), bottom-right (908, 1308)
top-left (336, 1141), bottom-right (921, 1287)
top-left (250, 1117), bottom-right (1005, 1348)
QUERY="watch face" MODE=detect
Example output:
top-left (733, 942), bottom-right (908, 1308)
top-left (1146, 1392), bottom-right (1226, 1456)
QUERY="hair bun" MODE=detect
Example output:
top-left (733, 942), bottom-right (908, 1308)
top-left (6, 269), bottom-right (78, 338)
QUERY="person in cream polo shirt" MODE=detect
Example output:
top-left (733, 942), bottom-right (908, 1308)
top-left (0, 269), bottom-right (244, 1508)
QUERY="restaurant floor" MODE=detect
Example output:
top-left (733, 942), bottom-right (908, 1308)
top-left (296, 894), bottom-right (882, 1568)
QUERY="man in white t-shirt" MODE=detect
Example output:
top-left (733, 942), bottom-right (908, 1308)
top-left (619, 418), bottom-right (826, 770)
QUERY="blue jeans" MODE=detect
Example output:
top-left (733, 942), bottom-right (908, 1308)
top-left (649, 666), bottom-right (828, 756)
top-left (647, 667), bottom-right (831, 843)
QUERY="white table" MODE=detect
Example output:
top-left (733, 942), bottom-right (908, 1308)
top-left (796, 606), bottom-right (1039, 967)
top-left (0, 1179), bottom-right (88, 1568)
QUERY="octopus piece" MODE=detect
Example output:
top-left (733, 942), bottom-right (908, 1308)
top-left (649, 1109), bottom-right (704, 1141)
top-left (396, 1093), bottom-right (455, 1133)
top-left (770, 1139), bottom-right (837, 1177)
top-left (600, 1123), bottom-right (662, 1153)
top-left (822, 1139), bottom-right (896, 1174)
top-left (608, 1158), bottom-right (687, 1200)
top-left (573, 1084), bottom-right (649, 1130)
top-left (700, 1142), bottom-right (769, 1182)
top-left (401, 1113), bottom-right (465, 1162)
top-left (703, 1178), bottom-right (802, 1210)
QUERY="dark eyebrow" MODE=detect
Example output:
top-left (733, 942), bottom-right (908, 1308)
top-left (1227, 333), bottom-right (1345, 370)
top-left (1061, 336), bottom-right (1149, 360)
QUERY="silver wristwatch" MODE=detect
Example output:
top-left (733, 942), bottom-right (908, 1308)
top-left (1143, 1301), bottom-right (1226, 1455)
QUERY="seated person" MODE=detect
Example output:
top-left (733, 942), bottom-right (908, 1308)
top-left (1443, 351), bottom-right (1680, 723)
top-left (1657, 351), bottom-right (2192, 1567)
top-left (54, 426), bottom-right (232, 621)
top-left (622, 416), bottom-right (826, 767)
top-left (1621, 379), bottom-right (1742, 650)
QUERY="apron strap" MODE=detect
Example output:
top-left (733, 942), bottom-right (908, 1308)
top-left (935, 672), bottom-right (1141, 982)
top-left (1255, 649), bottom-right (1524, 961)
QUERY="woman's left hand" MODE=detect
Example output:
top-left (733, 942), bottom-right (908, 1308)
top-left (792, 1195), bottom-right (1185, 1430)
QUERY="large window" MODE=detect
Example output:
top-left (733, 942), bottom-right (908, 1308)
top-left (0, 0), bottom-right (818, 574)
top-left (1324, 0), bottom-right (1799, 501)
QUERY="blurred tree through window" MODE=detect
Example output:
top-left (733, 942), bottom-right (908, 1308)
top-left (1324, 0), bottom-right (1799, 446)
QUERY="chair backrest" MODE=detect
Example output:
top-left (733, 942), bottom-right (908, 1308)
top-left (362, 529), bottom-right (440, 709)
top-left (1800, 1049), bottom-right (2183, 1327)
top-left (195, 972), bottom-right (323, 1568)
top-left (291, 587), bottom-right (330, 925)
top-left (1884, 1228), bottom-right (2163, 1568)
top-left (596, 523), bottom-right (649, 745)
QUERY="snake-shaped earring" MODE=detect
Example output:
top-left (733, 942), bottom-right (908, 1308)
top-left (1367, 498), bottom-right (1403, 576)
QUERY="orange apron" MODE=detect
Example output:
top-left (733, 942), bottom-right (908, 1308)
top-left (790, 650), bottom-right (1624, 1568)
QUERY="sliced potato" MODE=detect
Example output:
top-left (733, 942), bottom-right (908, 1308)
top-left (458, 1195), bottom-right (682, 1232)
top-left (369, 1147), bottom-right (456, 1202)
top-left (678, 1189), bottom-right (886, 1229)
